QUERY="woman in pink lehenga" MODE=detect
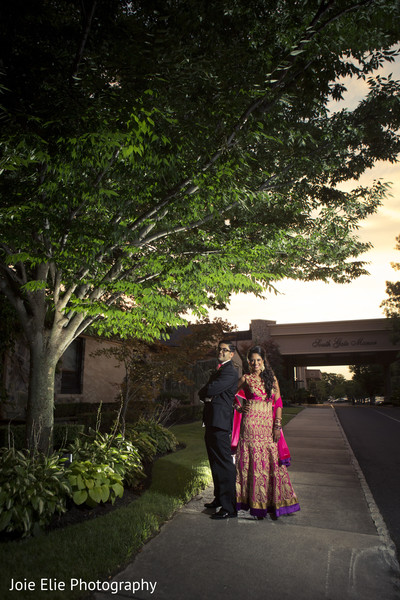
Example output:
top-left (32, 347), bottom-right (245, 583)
top-left (234, 346), bottom-right (300, 519)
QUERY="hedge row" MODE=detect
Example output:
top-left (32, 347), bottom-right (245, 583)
top-left (0, 423), bottom-right (85, 450)
top-left (0, 404), bottom-right (203, 450)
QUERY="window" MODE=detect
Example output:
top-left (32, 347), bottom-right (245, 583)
top-left (60, 338), bottom-right (84, 394)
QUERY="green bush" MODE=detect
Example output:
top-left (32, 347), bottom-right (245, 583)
top-left (54, 402), bottom-right (118, 418)
top-left (53, 424), bottom-right (85, 449)
top-left (125, 428), bottom-right (158, 462)
top-left (0, 424), bottom-right (25, 449)
top-left (66, 461), bottom-right (124, 508)
top-left (0, 448), bottom-right (71, 537)
top-left (167, 404), bottom-right (203, 424)
top-left (67, 431), bottom-right (145, 488)
top-left (123, 400), bottom-right (156, 424)
top-left (0, 423), bottom-right (85, 451)
top-left (77, 410), bottom-right (120, 433)
top-left (130, 419), bottom-right (178, 455)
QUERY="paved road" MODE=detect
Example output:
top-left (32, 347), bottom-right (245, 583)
top-left (335, 406), bottom-right (400, 559)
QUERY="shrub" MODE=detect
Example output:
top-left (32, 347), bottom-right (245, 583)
top-left (79, 410), bottom-right (120, 433)
top-left (54, 402), bottom-right (118, 418)
top-left (0, 424), bottom-right (26, 450)
top-left (122, 400), bottom-right (156, 424)
top-left (66, 461), bottom-right (124, 507)
top-left (166, 404), bottom-right (203, 425)
top-left (0, 448), bottom-right (71, 537)
top-left (53, 424), bottom-right (85, 449)
top-left (130, 419), bottom-right (178, 455)
top-left (0, 423), bottom-right (85, 451)
top-left (124, 427), bottom-right (158, 463)
top-left (67, 431), bottom-right (145, 488)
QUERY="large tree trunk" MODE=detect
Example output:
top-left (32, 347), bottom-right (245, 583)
top-left (26, 334), bottom-right (60, 454)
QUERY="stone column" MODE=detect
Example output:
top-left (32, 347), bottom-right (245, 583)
top-left (250, 319), bottom-right (277, 345)
top-left (295, 366), bottom-right (307, 390)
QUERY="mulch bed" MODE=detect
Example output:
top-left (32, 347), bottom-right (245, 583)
top-left (47, 486), bottom-right (144, 531)
top-left (46, 459), bottom-right (155, 532)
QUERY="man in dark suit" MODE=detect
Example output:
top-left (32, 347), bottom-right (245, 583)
top-left (199, 341), bottom-right (238, 519)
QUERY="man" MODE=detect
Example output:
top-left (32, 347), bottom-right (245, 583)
top-left (199, 341), bottom-right (238, 519)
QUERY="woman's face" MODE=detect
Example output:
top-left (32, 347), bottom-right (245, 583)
top-left (249, 353), bottom-right (263, 373)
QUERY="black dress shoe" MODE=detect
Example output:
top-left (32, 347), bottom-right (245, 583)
top-left (211, 509), bottom-right (237, 519)
top-left (204, 500), bottom-right (221, 509)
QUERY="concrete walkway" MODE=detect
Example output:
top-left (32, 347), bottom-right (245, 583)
top-left (93, 408), bottom-right (400, 600)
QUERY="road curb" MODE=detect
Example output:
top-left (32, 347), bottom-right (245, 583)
top-left (333, 406), bottom-right (400, 574)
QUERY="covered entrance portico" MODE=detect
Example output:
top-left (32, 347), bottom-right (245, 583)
top-left (242, 319), bottom-right (399, 400)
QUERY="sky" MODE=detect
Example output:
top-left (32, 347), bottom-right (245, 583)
top-left (207, 52), bottom-right (400, 378)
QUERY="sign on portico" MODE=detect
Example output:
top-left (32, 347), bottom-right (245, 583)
top-left (312, 336), bottom-right (378, 350)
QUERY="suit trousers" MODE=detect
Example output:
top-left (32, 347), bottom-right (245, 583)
top-left (205, 426), bottom-right (236, 513)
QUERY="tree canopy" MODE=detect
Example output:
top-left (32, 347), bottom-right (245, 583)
top-left (381, 235), bottom-right (400, 340)
top-left (1, 0), bottom-right (400, 450)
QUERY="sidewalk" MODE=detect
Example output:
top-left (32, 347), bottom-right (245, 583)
top-left (93, 408), bottom-right (400, 600)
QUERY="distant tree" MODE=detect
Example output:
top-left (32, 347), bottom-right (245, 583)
top-left (349, 364), bottom-right (384, 398)
top-left (388, 360), bottom-right (400, 405)
top-left (381, 235), bottom-right (400, 341)
top-left (320, 372), bottom-right (348, 399)
top-left (308, 378), bottom-right (329, 402)
top-left (1, 1), bottom-right (400, 451)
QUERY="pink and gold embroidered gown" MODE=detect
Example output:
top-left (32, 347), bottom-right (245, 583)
top-left (235, 373), bottom-right (300, 518)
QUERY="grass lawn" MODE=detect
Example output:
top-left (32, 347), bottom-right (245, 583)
top-left (0, 410), bottom-right (302, 600)
top-left (282, 406), bottom-right (303, 425)
top-left (0, 422), bottom-right (211, 600)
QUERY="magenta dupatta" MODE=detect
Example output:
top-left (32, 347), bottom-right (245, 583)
top-left (231, 389), bottom-right (291, 466)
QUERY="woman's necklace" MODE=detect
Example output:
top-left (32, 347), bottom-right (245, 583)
top-left (251, 372), bottom-right (262, 383)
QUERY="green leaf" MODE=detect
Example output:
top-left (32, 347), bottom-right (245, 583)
top-left (72, 490), bottom-right (88, 505)
top-left (0, 510), bottom-right (12, 531)
top-left (111, 482), bottom-right (124, 498)
top-left (100, 485), bottom-right (110, 503)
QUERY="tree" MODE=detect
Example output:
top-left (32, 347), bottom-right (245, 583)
top-left (322, 372), bottom-right (348, 398)
top-left (349, 364), bottom-right (384, 398)
top-left (1, 0), bottom-right (400, 451)
top-left (92, 317), bottom-right (235, 433)
top-left (381, 235), bottom-right (400, 341)
top-left (307, 378), bottom-right (329, 402)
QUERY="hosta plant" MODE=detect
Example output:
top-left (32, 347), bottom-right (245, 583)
top-left (67, 431), bottom-right (145, 488)
top-left (67, 461), bottom-right (124, 508)
top-left (130, 419), bottom-right (178, 455)
top-left (0, 448), bottom-right (71, 537)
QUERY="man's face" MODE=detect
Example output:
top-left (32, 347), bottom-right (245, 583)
top-left (218, 344), bottom-right (233, 362)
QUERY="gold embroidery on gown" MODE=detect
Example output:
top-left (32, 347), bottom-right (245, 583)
top-left (235, 374), bottom-right (300, 517)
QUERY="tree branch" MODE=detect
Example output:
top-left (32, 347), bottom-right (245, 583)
top-left (0, 276), bottom-right (30, 332)
top-left (126, 0), bottom-right (366, 233)
top-left (138, 207), bottom-right (236, 247)
top-left (0, 263), bottom-right (24, 287)
top-left (70, 0), bottom-right (98, 82)
top-left (60, 147), bottom-right (121, 252)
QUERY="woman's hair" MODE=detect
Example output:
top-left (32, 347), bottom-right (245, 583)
top-left (247, 345), bottom-right (275, 397)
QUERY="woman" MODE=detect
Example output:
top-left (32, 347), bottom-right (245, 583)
top-left (234, 345), bottom-right (300, 519)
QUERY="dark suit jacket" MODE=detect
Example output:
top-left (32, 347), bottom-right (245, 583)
top-left (199, 361), bottom-right (238, 431)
